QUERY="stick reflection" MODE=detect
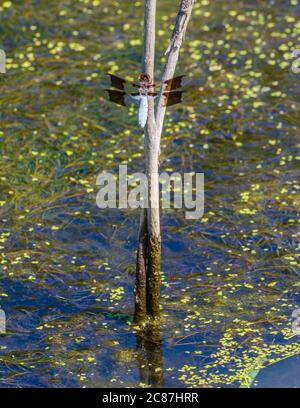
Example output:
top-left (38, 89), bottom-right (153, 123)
top-left (136, 324), bottom-right (164, 387)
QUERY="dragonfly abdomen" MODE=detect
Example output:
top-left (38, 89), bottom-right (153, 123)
top-left (138, 95), bottom-right (148, 128)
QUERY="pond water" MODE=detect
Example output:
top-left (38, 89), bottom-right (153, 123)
top-left (0, 0), bottom-right (299, 388)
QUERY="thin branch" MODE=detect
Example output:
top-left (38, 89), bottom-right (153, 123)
top-left (142, 0), bottom-right (156, 78)
top-left (155, 0), bottom-right (195, 140)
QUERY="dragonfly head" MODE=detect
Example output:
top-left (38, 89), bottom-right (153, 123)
top-left (139, 73), bottom-right (151, 83)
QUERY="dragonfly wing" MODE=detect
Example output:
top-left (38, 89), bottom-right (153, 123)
top-left (164, 75), bottom-right (187, 91)
top-left (107, 73), bottom-right (140, 91)
top-left (163, 90), bottom-right (185, 107)
top-left (105, 89), bottom-right (127, 106)
top-left (130, 93), bottom-right (141, 103)
top-left (105, 90), bottom-right (140, 106)
top-left (107, 74), bottom-right (127, 90)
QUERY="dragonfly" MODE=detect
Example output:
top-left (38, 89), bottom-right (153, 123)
top-left (104, 73), bottom-right (187, 128)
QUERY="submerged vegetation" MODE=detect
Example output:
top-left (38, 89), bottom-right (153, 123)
top-left (0, 0), bottom-right (299, 387)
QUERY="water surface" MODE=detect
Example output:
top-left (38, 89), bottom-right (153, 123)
top-left (0, 0), bottom-right (299, 388)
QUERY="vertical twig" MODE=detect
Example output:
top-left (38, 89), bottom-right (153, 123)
top-left (135, 0), bottom-right (158, 323)
top-left (135, 0), bottom-right (195, 324)
top-left (142, 0), bottom-right (156, 77)
top-left (134, 208), bottom-right (148, 322)
top-left (143, 0), bottom-right (161, 320)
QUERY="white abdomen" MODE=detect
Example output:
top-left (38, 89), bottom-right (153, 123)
top-left (138, 96), bottom-right (148, 128)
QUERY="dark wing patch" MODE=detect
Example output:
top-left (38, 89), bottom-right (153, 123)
top-left (163, 91), bottom-right (184, 107)
top-left (164, 75), bottom-right (186, 91)
top-left (148, 92), bottom-right (158, 96)
top-left (108, 73), bottom-right (127, 90)
top-left (105, 89), bottom-right (127, 106)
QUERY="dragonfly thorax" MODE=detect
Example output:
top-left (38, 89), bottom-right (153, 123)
top-left (138, 73), bottom-right (154, 96)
